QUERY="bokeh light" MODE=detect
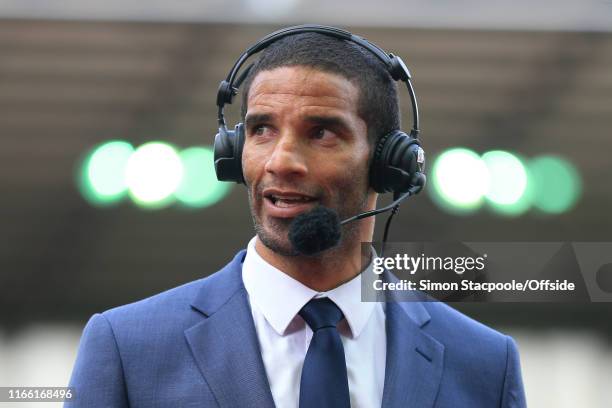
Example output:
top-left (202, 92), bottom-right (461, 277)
top-left (529, 155), bottom-right (581, 214)
top-left (482, 150), bottom-right (532, 216)
top-left (430, 148), bottom-right (490, 214)
top-left (78, 140), bottom-right (134, 207)
top-left (125, 142), bottom-right (183, 209)
top-left (175, 147), bottom-right (232, 208)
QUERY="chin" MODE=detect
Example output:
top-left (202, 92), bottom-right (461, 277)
top-left (259, 233), bottom-right (299, 257)
top-left (254, 220), bottom-right (299, 257)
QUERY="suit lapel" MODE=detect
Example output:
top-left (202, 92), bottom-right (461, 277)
top-left (382, 273), bottom-right (445, 408)
top-left (184, 251), bottom-right (276, 408)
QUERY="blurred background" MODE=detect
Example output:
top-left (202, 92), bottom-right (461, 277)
top-left (1, 0), bottom-right (612, 406)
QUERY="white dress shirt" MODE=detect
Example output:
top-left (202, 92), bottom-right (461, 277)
top-left (242, 237), bottom-right (386, 408)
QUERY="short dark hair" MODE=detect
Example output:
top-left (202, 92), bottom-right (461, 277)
top-left (240, 32), bottom-right (400, 148)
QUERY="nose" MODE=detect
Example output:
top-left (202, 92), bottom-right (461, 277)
top-left (264, 133), bottom-right (308, 180)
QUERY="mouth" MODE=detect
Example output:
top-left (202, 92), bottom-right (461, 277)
top-left (262, 190), bottom-right (319, 218)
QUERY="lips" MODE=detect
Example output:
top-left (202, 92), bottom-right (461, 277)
top-left (268, 195), bottom-right (315, 207)
top-left (262, 189), bottom-right (318, 218)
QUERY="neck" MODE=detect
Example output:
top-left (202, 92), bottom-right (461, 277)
top-left (255, 216), bottom-right (375, 292)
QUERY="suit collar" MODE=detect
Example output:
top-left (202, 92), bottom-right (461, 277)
top-left (190, 250), bottom-right (247, 317)
top-left (192, 250), bottom-right (433, 327)
top-left (381, 269), bottom-right (432, 327)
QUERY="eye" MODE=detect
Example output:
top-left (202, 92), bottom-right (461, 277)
top-left (251, 125), bottom-right (270, 136)
top-left (312, 127), bottom-right (335, 140)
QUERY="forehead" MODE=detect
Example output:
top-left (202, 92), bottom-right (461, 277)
top-left (246, 66), bottom-right (359, 114)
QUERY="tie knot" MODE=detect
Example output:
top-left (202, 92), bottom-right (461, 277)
top-left (299, 298), bottom-right (344, 331)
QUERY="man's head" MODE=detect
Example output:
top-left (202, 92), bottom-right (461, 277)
top-left (240, 33), bottom-right (400, 257)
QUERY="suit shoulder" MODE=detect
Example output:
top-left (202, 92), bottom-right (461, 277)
top-left (419, 302), bottom-right (524, 405)
top-left (103, 277), bottom-right (205, 321)
top-left (423, 301), bottom-right (509, 350)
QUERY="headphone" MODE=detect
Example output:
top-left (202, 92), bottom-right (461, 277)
top-left (213, 24), bottom-right (426, 196)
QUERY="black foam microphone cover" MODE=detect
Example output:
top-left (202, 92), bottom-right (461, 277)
top-left (288, 206), bottom-right (341, 256)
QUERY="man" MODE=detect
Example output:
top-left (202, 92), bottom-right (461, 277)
top-left (67, 28), bottom-right (526, 407)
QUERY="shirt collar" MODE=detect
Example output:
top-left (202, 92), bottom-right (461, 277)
top-left (242, 236), bottom-right (377, 339)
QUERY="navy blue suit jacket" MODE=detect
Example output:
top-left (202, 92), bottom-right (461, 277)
top-left (66, 250), bottom-right (526, 407)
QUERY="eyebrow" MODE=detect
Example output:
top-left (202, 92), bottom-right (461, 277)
top-left (245, 113), bottom-right (273, 130)
top-left (303, 115), bottom-right (351, 133)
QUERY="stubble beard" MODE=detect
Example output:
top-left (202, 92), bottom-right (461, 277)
top-left (247, 180), bottom-right (370, 259)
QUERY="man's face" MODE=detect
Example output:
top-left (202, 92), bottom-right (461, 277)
top-left (242, 66), bottom-right (372, 256)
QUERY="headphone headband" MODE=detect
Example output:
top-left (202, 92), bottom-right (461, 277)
top-left (228, 25), bottom-right (391, 82)
top-left (216, 24), bottom-right (419, 137)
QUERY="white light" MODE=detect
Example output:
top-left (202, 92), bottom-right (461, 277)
top-left (432, 148), bottom-right (490, 209)
top-left (482, 150), bottom-right (528, 205)
top-left (125, 142), bottom-right (183, 205)
top-left (86, 140), bottom-right (133, 197)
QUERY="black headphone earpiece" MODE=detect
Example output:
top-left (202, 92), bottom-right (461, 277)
top-left (213, 123), bottom-right (245, 184)
top-left (213, 24), bottom-right (426, 197)
top-left (370, 130), bottom-right (426, 194)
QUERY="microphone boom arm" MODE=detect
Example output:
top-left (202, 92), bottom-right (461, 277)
top-left (339, 184), bottom-right (423, 226)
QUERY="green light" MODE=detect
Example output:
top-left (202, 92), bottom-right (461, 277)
top-left (482, 150), bottom-right (532, 216)
top-left (78, 140), bottom-right (134, 206)
top-left (529, 155), bottom-right (581, 214)
top-left (125, 142), bottom-right (183, 209)
top-left (430, 148), bottom-right (490, 214)
top-left (175, 147), bottom-right (232, 208)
